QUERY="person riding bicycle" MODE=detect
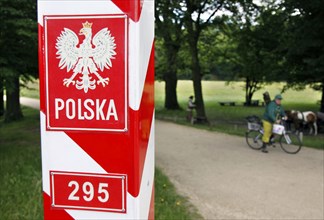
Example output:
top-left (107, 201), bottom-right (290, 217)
top-left (261, 94), bottom-right (286, 153)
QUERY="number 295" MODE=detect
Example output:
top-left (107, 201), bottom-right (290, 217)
top-left (68, 181), bottom-right (109, 203)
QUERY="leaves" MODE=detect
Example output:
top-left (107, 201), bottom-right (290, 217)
top-left (284, 0), bottom-right (324, 84)
top-left (0, 0), bottom-right (38, 81)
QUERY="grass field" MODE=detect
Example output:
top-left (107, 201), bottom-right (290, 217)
top-left (0, 107), bottom-right (43, 220)
top-left (21, 80), bottom-right (40, 99)
top-left (155, 80), bottom-right (324, 149)
top-left (0, 107), bottom-right (200, 220)
top-left (20, 79), bottom-right (323, 148)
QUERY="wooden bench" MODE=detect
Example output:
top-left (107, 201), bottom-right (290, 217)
top-left (251, 100), bottom-right (259, 106)
top-left (219, 101), bottom-right (236, 106)
top-left (244, 100), bottom-right (264, 106)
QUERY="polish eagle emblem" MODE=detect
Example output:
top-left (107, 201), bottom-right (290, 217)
top-left (56, 21), bottom-right (116, 93)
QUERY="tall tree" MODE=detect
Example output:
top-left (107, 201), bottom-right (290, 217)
top-left (229, 1), bottom-right (287, 104)
top-left (0, 0), bottom-right (38, 122)
top-left (155, 0), bottom-right (183, 109)
top-left (283, 0), bottom-right (324, 112)
top-left (183, 0), bottom-right (227, 121)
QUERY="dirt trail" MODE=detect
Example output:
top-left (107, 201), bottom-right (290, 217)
top-left (156, 120), bottom-right (324, 219)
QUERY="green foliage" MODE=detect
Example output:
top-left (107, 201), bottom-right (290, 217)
top-left (284, 0), bottom-right (324, 84)
top-left (0, 0), bottom-right (38, 84)
top-left (183, 0), bottom-right (233, 119)
top-left (155, 0), bottom-right (184, 80)
top-left (154, 38), bottom-right (165, 81)
top-left (0, 107), bottom-right (43, 220)
top-left (155, 0), bottom-right (184, 109)
top-left (0, 0), bottom-right (38, 122)
top-left (199, 25), bottom-right (237, 80)
top-left (281, 0), bottom-right (324, 111)
top-left (225, 1), bottom-right (290, 103)
top-left (155, 1), bottom-right (243, 82)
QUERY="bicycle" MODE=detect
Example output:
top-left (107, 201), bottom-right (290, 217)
top-left (245, 115), bottom-right (303, 154)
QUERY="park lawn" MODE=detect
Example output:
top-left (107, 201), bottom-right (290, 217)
top-left (0, 107), bottom-right (43, 220)
top-left (155, 80), bottom-right (324, 149)
top-left (20, 80), bottom-right (324, 148)
top-left (0, 107), bottom-right (200, 220)
top-left (20, 80), bottom-right (324, 149)
top-left (155, 80), bottom-right (322, 119)
top-left (21, 79), bottom-right (40, 99)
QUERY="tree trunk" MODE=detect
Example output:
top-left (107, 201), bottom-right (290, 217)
top-left (245, 78), bottom-right (255, 106)
top-left (0, 77), bottom-right (4, 116)
top-left (164, 72), bottom-right (179, 109)
top-left (245, 77), bottom-right (258, 106)
top-left (183, 2), bottom-right (208, 122)
top-left (190, 39), bottom-right (207, 121)
top-left (5, 76), bottom-right (23, 122)
top-left (164, 44), bottom-right (180, 110)
top-left (245, 78), bottom-right (251, 106)
top-left (320, 81), bottom-right (324, 113)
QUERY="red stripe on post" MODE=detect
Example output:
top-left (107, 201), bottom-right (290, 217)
top-left (43, 193), bottom-right (74, 220)
top-left (111, 0), bottom-right (143, 22)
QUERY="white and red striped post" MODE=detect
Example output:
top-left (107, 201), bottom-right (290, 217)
top-left (38, 1), bottom-right (154, 219)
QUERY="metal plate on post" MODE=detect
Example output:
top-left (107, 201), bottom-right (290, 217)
top-left (50, 171), bottom-right (127, 213)
top-left (44, 15), bottom-right (128, 132)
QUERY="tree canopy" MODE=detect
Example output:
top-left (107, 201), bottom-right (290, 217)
top-left (282, 0), bottom-right (324, 111)
top-left (2, 0), bottom-right (324, 123)
top-left (0, 0), bottom-right (38, 121)
top-left (156, 0), bottom-right (324, 112)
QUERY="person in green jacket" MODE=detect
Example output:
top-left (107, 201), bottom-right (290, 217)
top-left (261, 94), bottom-right (286, 153)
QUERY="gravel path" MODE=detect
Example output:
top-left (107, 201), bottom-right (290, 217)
top-left (20, 98), bottom-right (324, 219)
top-left (156, 120), bottom-right (324, 220)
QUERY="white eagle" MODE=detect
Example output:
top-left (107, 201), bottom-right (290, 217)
top-left (56, 21), bottom-right (116, 93)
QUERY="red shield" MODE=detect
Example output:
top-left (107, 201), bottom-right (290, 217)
top-left (44, 15), bottom-right (128, 132)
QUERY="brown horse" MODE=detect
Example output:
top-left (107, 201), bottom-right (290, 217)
top-left (285, 110), bottom-right (317, 135)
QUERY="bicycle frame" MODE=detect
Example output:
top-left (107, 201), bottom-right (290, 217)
top-left (283, 132), bottom-right (292, 144)
top-left (246, 118), bottom-right (302, 154)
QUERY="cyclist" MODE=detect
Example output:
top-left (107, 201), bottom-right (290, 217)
top-left (261, 94), bottom-right (286, 153)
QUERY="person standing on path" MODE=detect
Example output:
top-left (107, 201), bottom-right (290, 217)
top-left (261, 94), bottom-right (286, 153)
top-left (186, 96), bottom-right (196, 123)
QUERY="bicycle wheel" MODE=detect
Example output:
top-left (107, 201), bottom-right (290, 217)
top-left (246, 130), bottom-right (263, 150)
top-left (279, 132), bottom-right (302, 154)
